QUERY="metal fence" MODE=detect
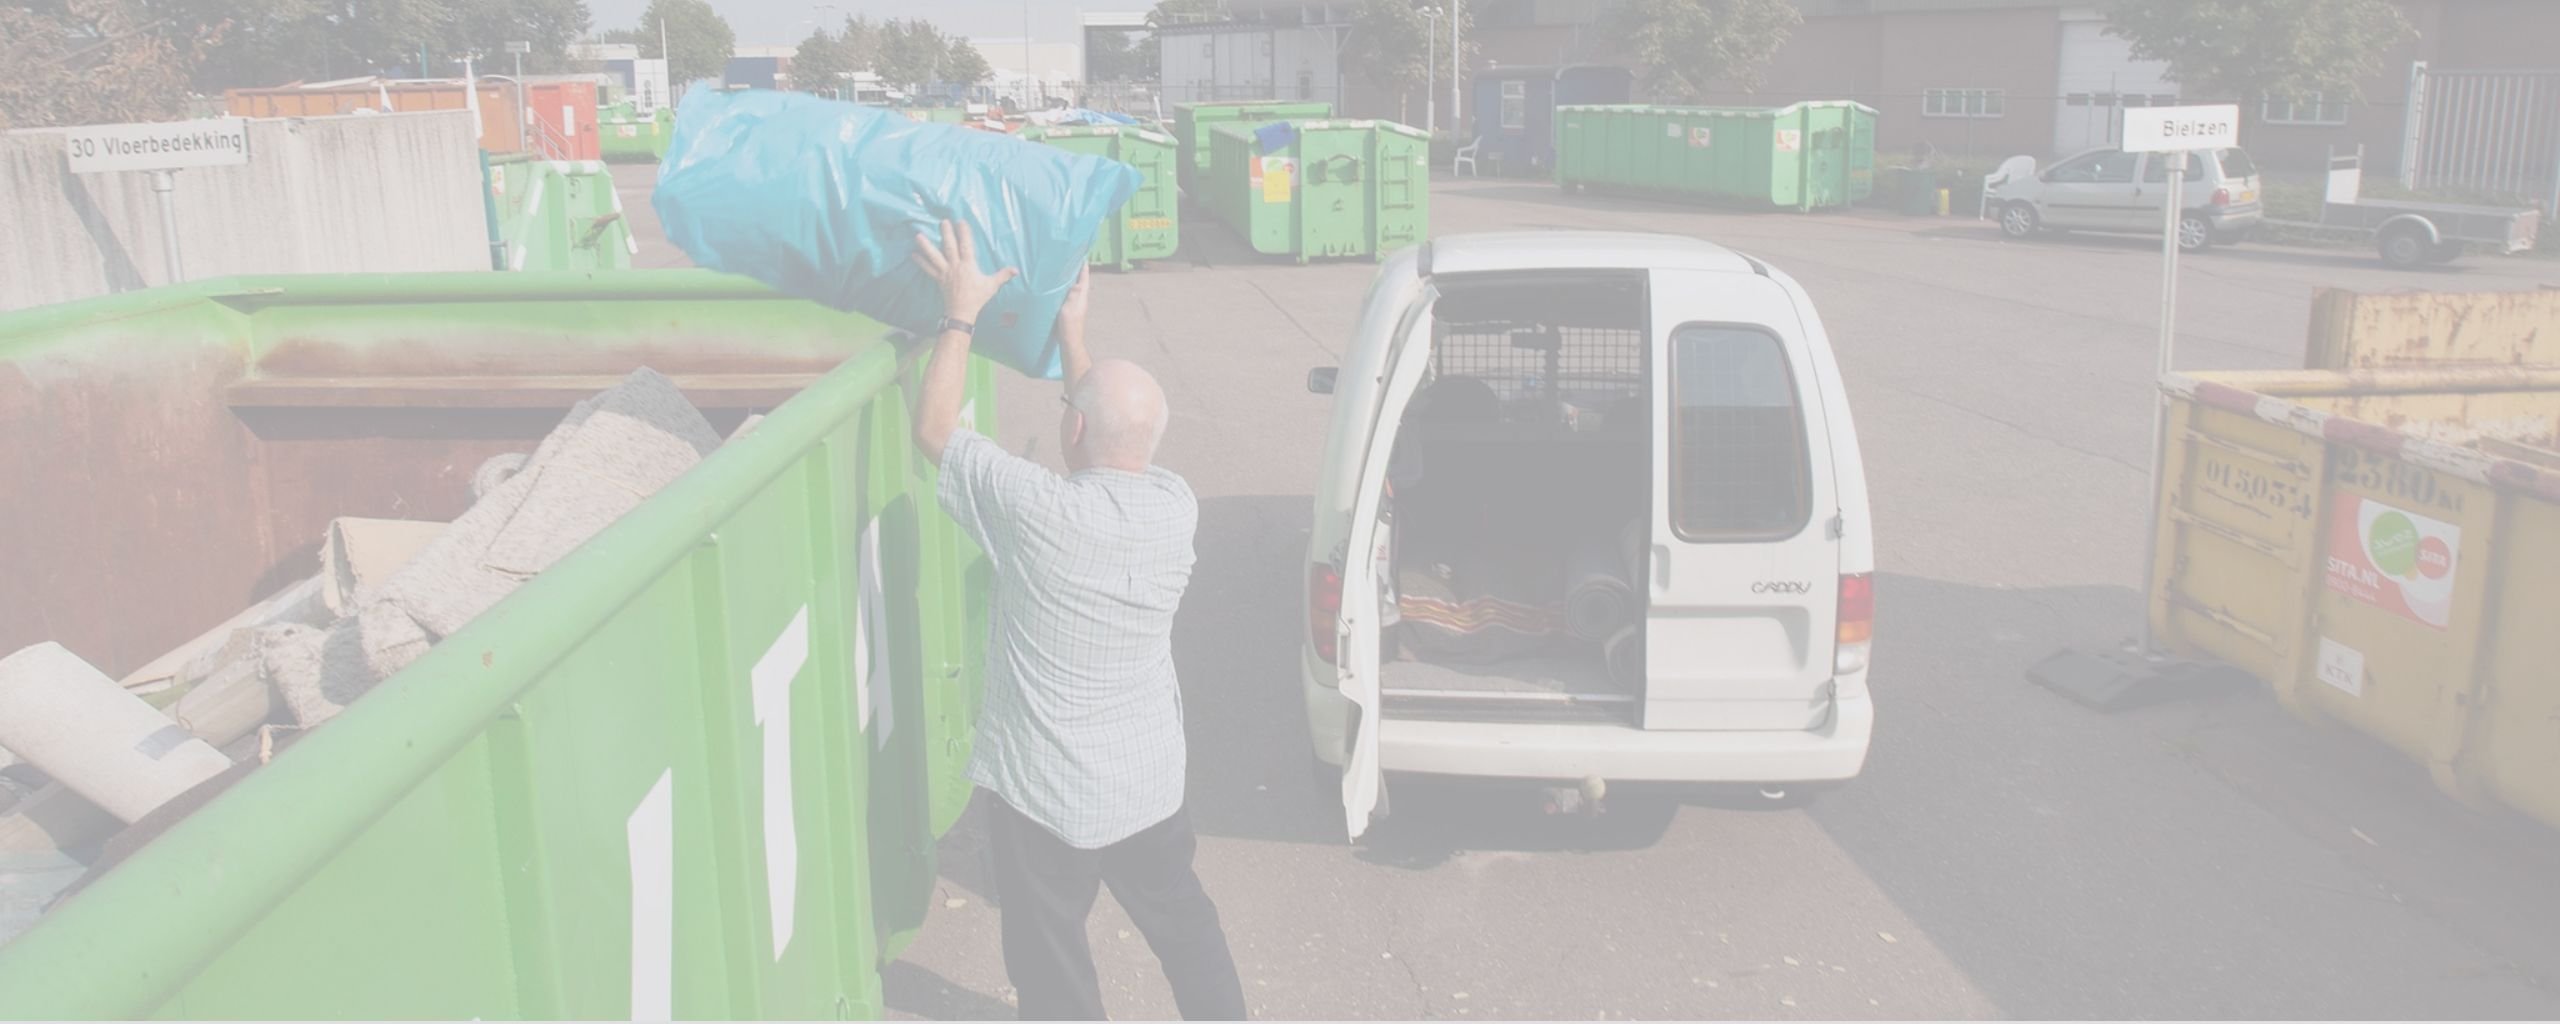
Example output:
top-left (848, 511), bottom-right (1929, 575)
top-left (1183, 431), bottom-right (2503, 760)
top-left (2400, 62), bottom-right (2560, 215)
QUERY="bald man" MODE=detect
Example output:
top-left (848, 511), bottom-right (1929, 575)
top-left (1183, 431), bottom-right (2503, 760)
top-left (910, 222), bottom-right (1245, 1021)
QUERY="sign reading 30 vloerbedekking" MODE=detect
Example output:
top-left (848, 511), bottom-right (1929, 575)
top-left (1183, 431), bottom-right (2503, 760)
top-left (64, 117), bottom-right (251, 174)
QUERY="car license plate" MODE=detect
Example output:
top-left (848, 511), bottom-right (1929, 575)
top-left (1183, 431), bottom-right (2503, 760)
top-left (2240, 190), bottom-right (2258, 203)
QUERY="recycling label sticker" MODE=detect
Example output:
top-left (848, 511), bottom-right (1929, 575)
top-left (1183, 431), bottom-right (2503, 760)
top-left (2323, 493), bottom-right (2459, 629)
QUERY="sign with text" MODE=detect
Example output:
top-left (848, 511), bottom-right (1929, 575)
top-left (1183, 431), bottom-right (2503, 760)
top-left (65, 117), bottom-right (249, 174)
top-left (2121, 104), bottom-right (2239, 153)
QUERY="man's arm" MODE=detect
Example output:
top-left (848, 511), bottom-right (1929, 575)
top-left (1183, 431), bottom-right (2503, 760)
top-left (1056, 266), bottom-right (1093, 392)
top-left (910, 220), bottom-right (1017, 465)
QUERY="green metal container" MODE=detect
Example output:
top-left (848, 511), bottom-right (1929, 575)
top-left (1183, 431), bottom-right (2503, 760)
top-left (0, 272), bottom-right (995, 1019)
top-left (1203, 119), bottom-right (1429, 263)
top-left (487, 157), bottom-right (638, 271)
top-left (1170, 100), bottom-right (1335, 197)
top-left (599, 106), bottom-right (675, 163)
top-left (1556, 101), bottom-right (1879, 211)
top-left (1019, 124), bottom-right (1182, 271)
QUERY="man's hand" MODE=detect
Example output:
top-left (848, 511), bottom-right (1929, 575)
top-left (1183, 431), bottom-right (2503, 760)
top-left (912, 219), bottom-right (1018, 321)
top-left (911, 219), bottom-right (1014, 465)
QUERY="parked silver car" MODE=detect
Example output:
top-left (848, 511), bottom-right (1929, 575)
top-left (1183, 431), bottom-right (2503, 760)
top-left (1987, 146), bottom-right (2264, 252)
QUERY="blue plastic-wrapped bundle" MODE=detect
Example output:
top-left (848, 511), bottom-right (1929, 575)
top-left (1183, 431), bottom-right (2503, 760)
top-left (653, 86), bottom-right (1140, 380)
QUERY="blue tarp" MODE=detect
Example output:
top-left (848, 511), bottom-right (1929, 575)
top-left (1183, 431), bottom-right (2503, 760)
top-left (653, 86), bottom-right (1140, 380)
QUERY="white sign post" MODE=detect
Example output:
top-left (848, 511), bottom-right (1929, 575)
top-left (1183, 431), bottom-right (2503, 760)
top-left (63, 117), bottom-right (251, 285)
top-left (2121, 104), bottom-right (2237, 652)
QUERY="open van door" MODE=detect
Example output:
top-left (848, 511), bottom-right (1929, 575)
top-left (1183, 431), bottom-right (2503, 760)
top-left (1644, 269), bottom-right (1844, 732)
top-left (1334, 289), bottom-right (1439, 840)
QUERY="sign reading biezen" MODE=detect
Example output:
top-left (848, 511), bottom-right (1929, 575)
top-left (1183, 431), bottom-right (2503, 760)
top-left (64, 117), bottom-right (250, 174)
top-left (2120, 104), bottom-right (2239, 153)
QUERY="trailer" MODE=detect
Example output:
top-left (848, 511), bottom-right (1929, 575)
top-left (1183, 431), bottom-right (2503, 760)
top-left (2314, 149), bottom-right (2542, 268)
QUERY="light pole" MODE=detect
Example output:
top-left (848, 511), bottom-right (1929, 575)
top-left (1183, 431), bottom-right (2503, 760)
top-left (1421, 6), bottom-right (1442, 140)
top-left (1449, 0), bottom-right (1462, 136)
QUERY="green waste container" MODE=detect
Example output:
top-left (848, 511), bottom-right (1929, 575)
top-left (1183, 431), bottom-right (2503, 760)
top-left (1556, 101), bottom-right (1880, 211)
top-left (1020, 124), bottom-right (1181, 271)
top-left (599, 105), bottom-right (675, 163)
top-left (1170, 100), bottom-right (1335, 198)
top-left (1204, 119), bottom-right (1430, 263)
top-left (487, 156), bottom-right (638, 271)
top-left (0, 271), bottom-right (995, 1019)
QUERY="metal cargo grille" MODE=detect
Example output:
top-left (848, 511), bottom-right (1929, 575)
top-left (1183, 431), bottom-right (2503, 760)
top-left (1429, 323), bottom-right (1646, 427)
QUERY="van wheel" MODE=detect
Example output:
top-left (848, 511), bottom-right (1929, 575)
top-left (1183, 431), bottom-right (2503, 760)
top-left (1999, 202), bottom-right (2039, 238)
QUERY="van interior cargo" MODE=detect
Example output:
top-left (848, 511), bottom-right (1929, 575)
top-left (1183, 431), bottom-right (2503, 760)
top-left (1379, 271), bottom-right (1651, 722)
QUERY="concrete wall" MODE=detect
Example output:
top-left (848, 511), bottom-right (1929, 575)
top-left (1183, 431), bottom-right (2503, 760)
top-left (1, 110), bottom-right (488, 312)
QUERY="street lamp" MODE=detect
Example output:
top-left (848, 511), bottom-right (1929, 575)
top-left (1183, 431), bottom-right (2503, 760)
top-left (1421, 6), bottom-right (1442, 140)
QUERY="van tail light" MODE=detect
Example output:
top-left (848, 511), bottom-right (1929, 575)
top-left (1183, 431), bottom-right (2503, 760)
top-left (1311, 562), bottom-right (1344, 666)
top-left (1835, 573), bottom-right (1874, 676)
top-left (2210, 187), bottom-right (2232, 208)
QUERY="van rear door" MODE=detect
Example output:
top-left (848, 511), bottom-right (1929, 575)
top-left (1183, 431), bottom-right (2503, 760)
top-left (1335, 290), bottom-right (1439, 840)
top-left (1644, 268), bottom-right (1842, 731)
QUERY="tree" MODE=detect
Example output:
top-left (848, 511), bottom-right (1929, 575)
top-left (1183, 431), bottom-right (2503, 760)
top-left (0, 0), bottom-right (203, 129)
top-left (1086, 28), bottom-right (1153, 84)
top-left (164, 0), bottom-right (591, 90)
top-left (838, 15), bottom-right (880, 71)
top-left (943, 38), bottom-right (991, 88)
top-left (635, 0), bottom-right (734, 88)
top-left (2105, 0), bottom-right (2412, 109)
top-left (1604, 0), bottom-right (1800, 103)
top-left (1143, 0), bottom-right (1223, 27)
top-left (791, 27), bottom-right (849, 95)
top-left (873, 19), bottom-right (943, 90)
top-left (1338, 0), bottom-right (1472, 122)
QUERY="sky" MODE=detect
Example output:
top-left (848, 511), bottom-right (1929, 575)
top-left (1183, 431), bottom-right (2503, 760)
top-left (584, 0), bottom-right (1147, 50)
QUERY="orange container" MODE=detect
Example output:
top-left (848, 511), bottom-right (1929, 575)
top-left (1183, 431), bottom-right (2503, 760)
top-left (226, 79), bottom-right (597, 157)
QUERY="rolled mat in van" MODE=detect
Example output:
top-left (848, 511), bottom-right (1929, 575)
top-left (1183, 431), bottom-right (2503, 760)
top-left (1563, 521), bottom-right (1643, 641)
top-left (1605, 624), bottom-right (1642, 689)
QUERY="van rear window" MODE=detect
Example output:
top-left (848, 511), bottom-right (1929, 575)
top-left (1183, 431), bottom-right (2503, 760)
top-left (1670, 325), bottom-right (1812, 541)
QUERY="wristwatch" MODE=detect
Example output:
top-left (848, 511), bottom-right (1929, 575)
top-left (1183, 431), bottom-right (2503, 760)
top-left (936, 316), bottom-right (976, 337)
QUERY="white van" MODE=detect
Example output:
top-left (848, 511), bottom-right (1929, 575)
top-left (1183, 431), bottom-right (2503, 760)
top-left (1302, 232), bottom-right (1875, 839)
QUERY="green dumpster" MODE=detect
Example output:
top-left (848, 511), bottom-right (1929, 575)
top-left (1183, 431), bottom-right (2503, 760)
top-left (599, 105), bottom-right (675, 163)
top-left (0, 271), bottom-right (995, 1019)
top-left (1020, 124), bottom-right (1181, 271)
top-left (487, 156), bottom-right (639, 271)
top-left (1556, 101), bottom-right (1880, 211)
top-left (1203, 119), bottom-right (1429, 263)
top-left (1170, 100), bottom-right (1335, 198)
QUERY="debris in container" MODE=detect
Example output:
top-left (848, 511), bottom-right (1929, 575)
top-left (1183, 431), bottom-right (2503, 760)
top-left (115, 577), bottom-right (327, 698)
top-left (472, 452), bottom-right (531, 501)
top-left (320, 519), bottom-right (449, 619)
top-left (0, 782), bottom-right (121, 856)
top-left (294, 368), bottom-right (720, 727)
top-left (0, 644), bottom-right (233, 825)
top-left (47, 729), bottom-right (308, 913)
top-left (0, 847), bottom-right (85, 947)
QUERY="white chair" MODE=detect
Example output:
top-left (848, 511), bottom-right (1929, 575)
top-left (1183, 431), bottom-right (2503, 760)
top-left (1452, 136), bottom-right (1483, 177)
top-left (1981, 154), bottom-right (2037, 219)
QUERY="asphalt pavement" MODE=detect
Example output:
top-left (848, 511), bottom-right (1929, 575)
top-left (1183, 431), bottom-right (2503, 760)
top-left (615, 163), bottom-right (2560, 1019)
